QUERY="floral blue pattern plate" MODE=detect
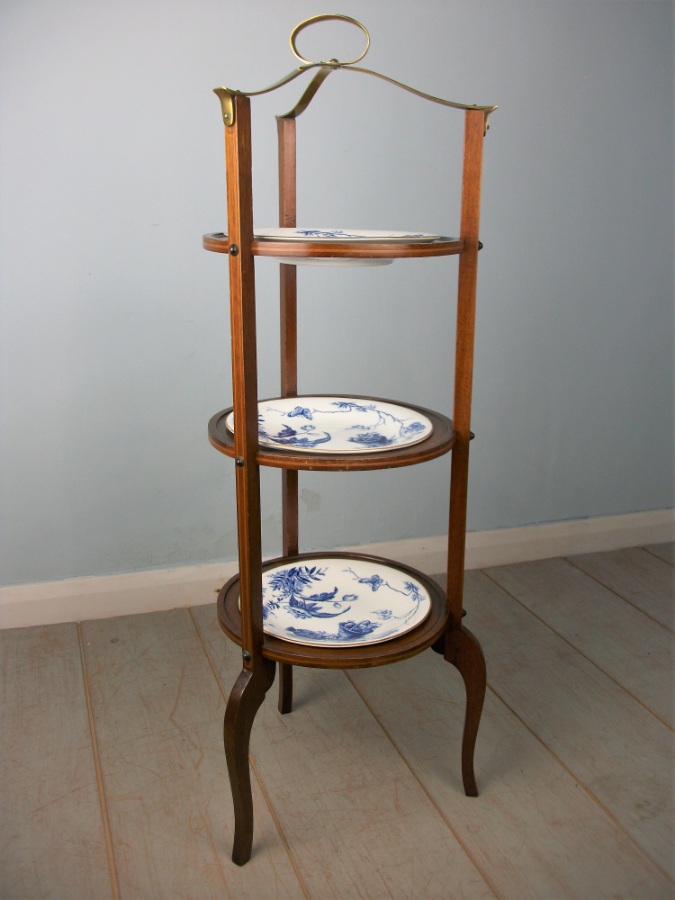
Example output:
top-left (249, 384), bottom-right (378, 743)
top-left (225, 397), bottom-right (433, 454)
top-left (255, 228), bottom-right (440, 242)
top-left (258, 557), bottom-right (432, 646)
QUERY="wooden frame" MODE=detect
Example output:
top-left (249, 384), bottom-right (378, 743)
top-left (204, 73), bottom-right (494, 865)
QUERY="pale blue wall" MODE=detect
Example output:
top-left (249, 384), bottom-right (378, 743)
top-left (1, 0), bottom-right (672, 585)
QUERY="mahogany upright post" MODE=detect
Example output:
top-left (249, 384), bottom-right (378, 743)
top-left (222, 93), bottom-right (275, 866)
top-left (277, 114), bottom-right (299, 714)
top-left (444, 107), bottom-right (488, 796)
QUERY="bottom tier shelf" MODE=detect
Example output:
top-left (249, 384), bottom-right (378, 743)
top-left (217, 551), bottom-right (449, 669)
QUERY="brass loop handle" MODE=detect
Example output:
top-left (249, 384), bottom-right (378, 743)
top-left (290, 14), bottom-right (370, 66)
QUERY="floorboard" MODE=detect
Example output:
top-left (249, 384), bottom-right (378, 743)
top-left (567, 546), bottom-right (674, 630)
top-left (483, 556), bottom-right (673, 726)
top-left (644, 542), bottom-right (675, 566)
top-left (0, 624), bottom-right (114, 899)
top-left (349, 652), bottom-right (672, 899)
top-left (80, 609), bottom-right (304, 899)
top-left (192, 604), bottom-right (494, 899)
top-left (463, 569), bottom-right (674, 879)
top-left (1, 545), bottom-right (672, 899)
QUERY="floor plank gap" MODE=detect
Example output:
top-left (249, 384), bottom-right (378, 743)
top-left (249, 753), bottom-right (313, 900)
top-left (77, 622), bottom-right (122, 900)
top-left (642, 542), bottom-right (675, 566)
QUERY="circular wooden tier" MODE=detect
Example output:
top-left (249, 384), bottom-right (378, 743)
top-left (203, 232), bottom-right (464, 259)
top-left (208, 397), bottom-right (455, 471)
top-left (217, 552), bottom-right (449, 669)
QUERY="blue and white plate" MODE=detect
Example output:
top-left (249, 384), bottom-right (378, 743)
top-left (255, 228), bottom-right (440, 243)
top-left (266, 256), bottom-right (393, 267)
top-left (259, 557), bottom-right (432, 646)
top-left (225, 397), bottom-right (433, 454)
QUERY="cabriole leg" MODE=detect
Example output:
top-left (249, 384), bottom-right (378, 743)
top-left (446, 625), bottom-right (486, 796)
top-left (224, 659), bottom-right (276, 865)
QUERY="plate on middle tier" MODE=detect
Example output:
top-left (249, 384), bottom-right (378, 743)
top-left (224, 397), bottom-right (434, 454)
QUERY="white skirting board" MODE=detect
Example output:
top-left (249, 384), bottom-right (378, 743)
top-left (1, 509), bottom-right (672, 630)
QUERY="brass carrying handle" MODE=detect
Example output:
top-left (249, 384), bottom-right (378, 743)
top-left (215, 15), bottom-right (496, 131)
top-left (289, 14), bottom-right (370, 66)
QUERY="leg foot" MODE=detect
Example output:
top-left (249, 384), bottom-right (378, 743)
top-left (446, 625), bottom-right (486, 796)
top-left (224, 660), bottom-right (275, 865)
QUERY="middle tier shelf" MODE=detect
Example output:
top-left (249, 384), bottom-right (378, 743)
top-left (208, 395), bottom-right (456, 471)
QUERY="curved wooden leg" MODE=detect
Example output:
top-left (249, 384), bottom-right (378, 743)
top-left (224, 659), bottom-right (276, 865)
top-left (446, 625), bottom-right (486, 797)
top-left (278, 662), bottom-right (293, 714)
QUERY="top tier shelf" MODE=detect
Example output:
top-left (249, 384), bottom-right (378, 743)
top-left (203, 233), bottom-right (464, 259)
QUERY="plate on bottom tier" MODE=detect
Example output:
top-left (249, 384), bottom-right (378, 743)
top-left (257, 557), bottom-right (432, 646)
top-left (225, 397), bottom-right (434, 454)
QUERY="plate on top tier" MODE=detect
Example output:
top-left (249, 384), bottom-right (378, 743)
top-left (266, 257), bottom-right (393, 267)
top-left (258, 557), bottom-right (432, 646)
top-left (225, 397), bottom-right (434, 454)
top-left (255, 228), bottom-right (440, 242)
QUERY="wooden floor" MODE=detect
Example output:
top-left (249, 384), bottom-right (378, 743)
top-left (1, 544), bottom-right (673, 899)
